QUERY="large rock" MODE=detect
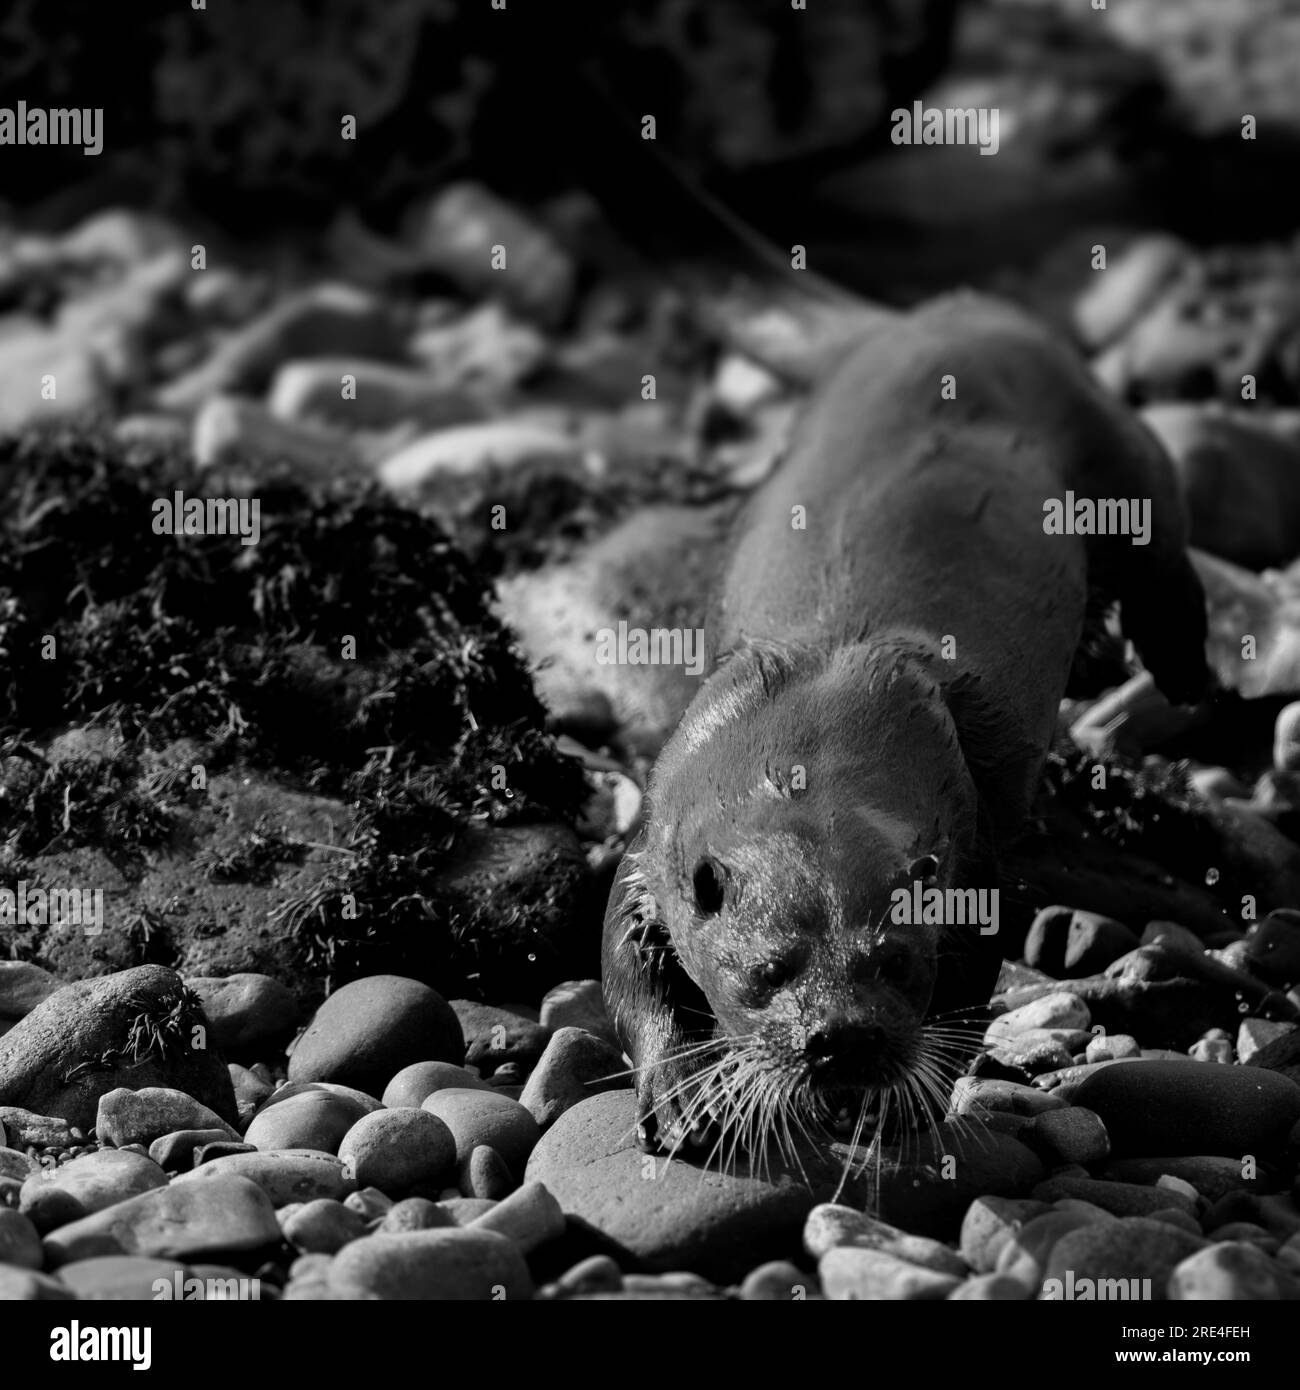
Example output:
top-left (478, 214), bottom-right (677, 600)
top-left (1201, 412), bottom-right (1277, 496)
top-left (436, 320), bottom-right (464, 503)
top-left (96, 1087), bottom-right (240, 1148)
top-left (183, 974), bottom-right (300, 1054)
top-left (0, 966), bottom-right (235, 1130)
top-left (287, 975), bottom-right (463, 1096)
top-left (0, 962), bottom-right (60, 1020)
top-left (173, 1150), bottom-right (353, 1207)
top-left (328, 1226), bottom-right (534, 1300)
top-left (43, 1175), bottom-right (280, 1268)
top-left (1072, 1060), bottom-right (1300, 1157)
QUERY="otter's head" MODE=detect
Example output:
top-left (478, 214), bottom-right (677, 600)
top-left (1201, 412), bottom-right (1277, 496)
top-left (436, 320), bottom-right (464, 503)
top-left (622, 639), bottom-right (996, 1129)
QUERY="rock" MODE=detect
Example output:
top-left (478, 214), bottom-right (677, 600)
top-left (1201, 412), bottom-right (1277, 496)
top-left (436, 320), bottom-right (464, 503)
top-left (0, 1207), bottom-right (43, 1268)
top-left (469, 1181), bottom-right (565, 1254)
top-left (1100, 1155), bottom-right (1272, 1203)
top-left (229, 1063), bottom-right (274, 1127)
top-left (1243, 910), bottom-right (1300, 990)
top-left (959, 1197), bottom-right (1054, 1273)
top-left (174, 1150), bottom-right (352, 1206)
top-left (0, 327), bottom-right (108, 433)
top-left (378, 421), bottom-right (583, 500)
top-left (0, 965), bottom-right (236, 1130)
top-left (539, 980), bottom-right (620, 1049)
top-left (288, 975), bottom-right (463, 1096)
top-left (183, 974), bottom-right (299, 1053)
top-left (20, 1149), bottom-right (168, 1227)
top-left (149, 1128), bottom-right (243, 1174)
top-left (0, 1107), bottom-right (80, 1149)
top-left (1042, 1218), bottom-right (1206, 1300)
top-left (156, 283), bottom-right (407, 410)
top-left (58, 209), bottom-right (183, 266)
top-left (738, 1260), bottom-right (810, 1300)
top-left (409, 301), bottom-right (549, 394)
top-left (0, 962), bottom-right (59, 1019)
top-left (191, 394), bottom-right (363, 479)
top-left (462, 1145), bottom-right (516, 1200)
top-left (194, 1141), bottom-right (257, 1166)
top-left (244, 1089), bottom-right (371, 1154)
top-left (985, 993), bottom-right (1091, 1042)
top-left (1085, 1033), bottom-right (1142, 1063)
top-left (1238, 1019), bottom-right (1295, 1064)
top-left (1071, 235), bottom-right (1190, 350)
top-left (1276, 703), bottom-right (1300, 774)
top-left (952, 1078), bottom-right (1068, 1116)
top-left (1168, 1241), bottom-right (1292, 1299)
top-left (327, 1227), bottom-right (534, 1300)
top-left (338, 1108), bottom-right (456, 1195)
top-left (1024, 907), bottom-right (1140, 979)
top-left (451, 1000), bottom-right (551, 1072)
top-left (96, 1087), bottom-right (240, 1149)
top-left (949, 1272), bottom-right (1032, 1300)
top-left (403, 182), bottom-right (575, 328)
top-left (281, 1198), bottom-right (368, 1254)
top-left (380, 1197), bottom-right (456, 1233)
top-left (0, 1267), bottom-right (75, 1300)
top-left (1073, 1060), bottom-right (1300, 1157)
top-left (1033, 1176), bottom-right (1197, 1219)
top-left (1189, 1036), bottom-right (1234, 1063)
top-left (519, 1027), bottom-right (629, 1130)
top-left (989, 1035), bottom-right (1075, 1076)
top-left (0, 1146), bottom-right (37, 1181)
top-left (262, 1081), bottom-right (385, 1115)
top-left (58, 1255), bottom-right (195, 1301)
top-left (554, 1253), bottom-right (625, 1296)
top-left (1025, 1107), bottom-right (1111, 1166)
top-left (344, 1187), bottom-right (393, 1224)
top-left (1203, 1192), bottom-right (1300, 1240)
top-left (803, 1205), bottom-right (967, 1275)
top-left (382, 1061), bottom-right (490, 1109)
top-left (422, 1088), bottom-right (540, 1177)
top-left (995, 1209), bottom-right (1114, 1291)
top-left (44, 1175), bottom-right (279, 1268)
top-left (820, 1247), bottom-right (961, 1300)
top-left (1141, 404), bottom-right (1300, 570)
top-left (435, 1197), bottom-right (497, 1226)
top-left (269, 358), bottom-right (481, 431)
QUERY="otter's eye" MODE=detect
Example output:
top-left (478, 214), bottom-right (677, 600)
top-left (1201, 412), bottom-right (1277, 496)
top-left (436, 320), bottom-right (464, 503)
top-left (908, 853), bottom-right (941, 884)
top-left (692, 856), bottom-right (727, 916)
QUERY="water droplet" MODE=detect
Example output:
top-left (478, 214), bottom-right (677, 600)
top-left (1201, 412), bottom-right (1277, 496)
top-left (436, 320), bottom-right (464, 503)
top-left (1206, 867), bottom-right (1220, 886)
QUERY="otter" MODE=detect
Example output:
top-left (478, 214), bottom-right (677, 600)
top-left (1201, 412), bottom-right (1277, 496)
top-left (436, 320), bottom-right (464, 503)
top-left (601, 292), bottom-right (1211, 1157)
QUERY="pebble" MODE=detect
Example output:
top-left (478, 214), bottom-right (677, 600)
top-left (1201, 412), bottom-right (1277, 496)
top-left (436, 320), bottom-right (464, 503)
top-left (1042, 1217), bottom-right (1207, 1298)
top-left (948, 1272), bottom-right (1032, 1300)
top-left (287, 975), bottom-right (464, 1096)
top-left (0, 1146), bottom-right (37, 1181)
top-left (327, 1227), bottom-right (534, 1301)
top-left (1085, 1032), bottom-right (1141, 1063)
top-left (228, 1064), bottom-right (275, 1127)
top-left (21, 1149), bottom-right (167, 1226)
top-left (1071, 1059), bottom-right (1300, 1156)
top-left (380, 1197), bottom-right (456, 1233)
top-left (96, 1087), bottom-right (240, 1149)
top-left (556, 1254), bottom-right (624, 1295)
top-left (1276, 703), bottom-right (1300, 774)
top-left (462, 1144), bottom-right (516, 1200)
top-left (959, 1197), bottom-right (1053, 1273)
top-left (155, 283), bottom-right (407, 410)
top-left (1099, 1155), bottom-right (1257, 1202)
top-left (739, 1260), bottom-right (811, 1300)
top-left (1189, 1036), bottom-right (1234, 1063)
top-left (280, 1198), bottom-right (368, 1254)
top-left (382, 1061), bottom-right (490, 1108)
top-left (173, 1150), bottom-right (352, 1206)
top-left (343, 1187), bottom-right (393, 1224)
top-left (1243, 910), bottom-right (1300, 989)
top-left (269, 358), bottom-right (481, 431)
top-left (0, 1267), bottom-right (75, 1300)
top-left (378, 420), bottom-right (582, 500)
top-left (0, 1206), bottom-right (44, 1268)
top-left (1238, 1018), bottom-right (1295, 1064)
top-left (519, 1027), bottom-right (629, 1130)
top-left (1024, 907), bottom-right (1140, 978)
top-left (985, 993), bottom-right (1091, 1042)
top-left (244, 1089), bottom-right (371, 1154)
top-left (44, 1174), bottom-right (280, 1267)
top-left (803, 1204), bottom-right (967, 1276)
top-left (820, 1247), bottom-right (961, 1300)
top-left (1025, 1107), bottom-right (1111, 1166)
top-left (149, 1128), bottom-right (245, 1174)
top-left (183, 974), bottom-right (299, 1053)
top-left (338, 1108), bottom-right (456, 1195)
top-left (0, 962), bottom-right (60, 1020)
top-left (952, 1078), bottom-right (1068, 1116)
top-left (538, 979), bottom-right (620, 1049)
top-left (995, 1210), bottom-right (1112, 1291)
top-left (468, 1181), bottom-right (565, 1254)
top-left (1207, 1221), bottom-right (1278, 1250)
top-left (1035, 1175), bottom-right (1197, 1219)
top-left (422, 1087), bottom-right (540, 1176)
top-left (1071, 235), bottom-right (1190, 349)
top-left (436, 1198), bottom-right (498, 1226)
top-left (450, 1000), bottom-right (552, 1072)
top-left (57, 1255), bottom-right (196, 1301)
top-left (0, 964), bottom-right (237, 1131)
top-left (192, 395), bottom-right (364, 478)
top-left (1168, 1241), bottom-right (1293, 1299)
